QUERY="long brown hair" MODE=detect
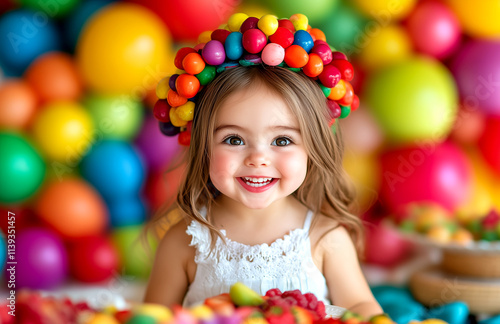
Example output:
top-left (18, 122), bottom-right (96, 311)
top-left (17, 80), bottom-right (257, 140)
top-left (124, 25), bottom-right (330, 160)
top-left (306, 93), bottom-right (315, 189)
top-left (150, 66), bottom-right (363, 252)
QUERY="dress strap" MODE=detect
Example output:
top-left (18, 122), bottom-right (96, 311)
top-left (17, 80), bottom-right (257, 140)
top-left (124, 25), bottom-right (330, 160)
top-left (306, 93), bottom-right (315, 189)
top-left (302, 210), bottom-right (314, 232)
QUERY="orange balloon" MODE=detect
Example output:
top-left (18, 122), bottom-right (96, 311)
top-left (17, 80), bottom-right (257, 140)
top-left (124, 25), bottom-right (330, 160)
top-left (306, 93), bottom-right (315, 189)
top-left (35, 178), bottom-right (108, 239)
top-left (0, 79), bottom-right (38, 129)
top-left (25, 52), bottom-right (83, 103)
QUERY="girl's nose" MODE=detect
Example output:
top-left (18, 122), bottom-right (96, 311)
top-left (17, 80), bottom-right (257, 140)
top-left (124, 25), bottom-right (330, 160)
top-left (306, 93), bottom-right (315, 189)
top-left (244, 149), bottom-right (271, 167)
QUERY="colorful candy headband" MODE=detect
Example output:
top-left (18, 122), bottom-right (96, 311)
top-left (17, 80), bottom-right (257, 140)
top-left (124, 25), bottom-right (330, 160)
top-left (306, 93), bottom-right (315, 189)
top-left (154, 13), bottom-right (359, 146)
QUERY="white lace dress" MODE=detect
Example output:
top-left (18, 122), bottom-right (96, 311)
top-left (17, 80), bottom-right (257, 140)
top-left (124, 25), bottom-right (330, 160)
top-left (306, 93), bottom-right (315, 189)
top-left (182, 209), bottom-right (330, 307)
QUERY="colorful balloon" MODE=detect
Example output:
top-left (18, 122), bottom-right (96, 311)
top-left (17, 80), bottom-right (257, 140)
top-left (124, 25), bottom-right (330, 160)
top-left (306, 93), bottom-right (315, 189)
top-left (255, 0), bottom-right (338, 25)
top-left (0, 80), bottom-right (37, 129)
top-left (379, 141), bottom-right (472, 212)
top-left (446, 0), bottom-right (500, 38)
top-left (32, 101), bottom-right (94, 162)
top-left (18, 0), bottom-right (80, 18)
top-left (76, 3), bottom-right (172, 95)
top-left (35, 178), bottom-right (108, 239)
top-left (0, 132), bottom-right (45, 204)
top-left (107, 195), bottom-right (148, 228)
top-left (111, 225), bottom-right (154, 278)
top-left (352, 0), bottom-right (417, 21)
top-left (478, 116), bottom-right (500, 174)
top-left (15, 228), bottom-right (68, 289)
top-left (364, 56), bottom-right (457, 143)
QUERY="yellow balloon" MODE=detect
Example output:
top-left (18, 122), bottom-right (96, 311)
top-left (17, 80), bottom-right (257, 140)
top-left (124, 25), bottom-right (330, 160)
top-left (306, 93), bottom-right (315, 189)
top-left (352, 0), bottom-right (416, 21)
top-left (357, 24), bottom-right (413, 71)
top-left (236, 2), bottom-right (270, 19)
top-left (32, 101), bottom-right (94, 163)
top-left (76, 3), bottom-right (172, 95)
top-left (446, 0), bottom-right (500, 39)
top-left (343, 151), bottom-right (380, 213)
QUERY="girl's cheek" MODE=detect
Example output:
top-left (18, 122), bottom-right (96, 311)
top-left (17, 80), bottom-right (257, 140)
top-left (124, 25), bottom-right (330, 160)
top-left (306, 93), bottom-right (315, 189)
top-left (210, 150), bottom-right (239, 179)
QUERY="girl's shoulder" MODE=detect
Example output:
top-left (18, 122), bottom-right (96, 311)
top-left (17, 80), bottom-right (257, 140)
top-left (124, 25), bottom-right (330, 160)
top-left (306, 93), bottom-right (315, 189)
top-left (310, 213), bottom-right (353, 250)
top-left (157, 219), bottom-right (195, 257)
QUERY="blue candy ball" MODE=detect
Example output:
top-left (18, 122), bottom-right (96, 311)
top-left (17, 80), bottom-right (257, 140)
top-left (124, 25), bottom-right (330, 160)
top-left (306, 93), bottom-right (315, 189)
top-left (292, 29), bottom-right (314, 53)
top-left (0, 9), bottom-right (60, 74)
top-left (427, 302), bottom-right (469, 324)
top-left (225, 32), bottom-right (243, 61)
top-left (80, 140), bottom-right (146, 199)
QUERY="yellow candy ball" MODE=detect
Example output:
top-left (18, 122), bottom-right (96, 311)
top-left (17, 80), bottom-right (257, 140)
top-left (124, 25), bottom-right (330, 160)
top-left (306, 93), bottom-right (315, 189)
top-left (198, 30), bottom-right (212, 44)
top-left (32, 101), bottom-right (94, 162)
top-left (86, 313), bottom-right (119, 324)
top-left (169, 107), bottom-right (188, 127)
top-left (290, 13), bottom-right (308, 31)
top-left (228, 13), bottom-right (249, 32)
top-left (156, 77), bottom-right (171, 99)
top-left (258, 14), bottom-right (279, 36)
top-left (190, 305), bottom-right (213, 319)
top-left (134, 303), bottom-right (173, 321)
top-left (176, 101), bottom-right (195, 121)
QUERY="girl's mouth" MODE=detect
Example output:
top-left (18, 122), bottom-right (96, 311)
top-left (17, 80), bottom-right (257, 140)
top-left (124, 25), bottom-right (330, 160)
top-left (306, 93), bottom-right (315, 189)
top-left (237, 177), bottom-right (277, 192)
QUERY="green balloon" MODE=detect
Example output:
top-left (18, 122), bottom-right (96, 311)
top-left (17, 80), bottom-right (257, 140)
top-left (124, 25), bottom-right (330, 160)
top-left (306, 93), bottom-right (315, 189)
top-left (364, 56), bottom-right (458, 143)
top-left (112, 225), bottom-right (155, 279)
top-left (256, 0), bottom-right (339, 25)
top-left (126, 314), bottom-right (157, 324)
top-left (84, 93), bottom-right (144, 140)
top-left (318, 1), bottom-right (368, 56)
top-left (18, 0), bottom-right (81, 18)
top-left (0, 132), bottom-right (46, 204)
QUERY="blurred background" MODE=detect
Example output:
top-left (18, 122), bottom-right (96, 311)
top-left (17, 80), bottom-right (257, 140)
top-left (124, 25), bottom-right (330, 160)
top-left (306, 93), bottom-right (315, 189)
top-left (1, 0), bottom-right (500, 321)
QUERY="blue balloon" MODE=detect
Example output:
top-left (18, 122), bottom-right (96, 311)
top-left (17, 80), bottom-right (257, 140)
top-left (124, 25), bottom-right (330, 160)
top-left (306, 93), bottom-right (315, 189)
top-left (63, 0), bottom-right (115, 50)
top-left (0, 233), bottom-right (6, 272)
top-left (427, 302), bottom-right (469, 324)
top-left (292, 30), bottom-right (314, 53)
top-left (0, 9), bottom-right (60, 74)
top-left (107, 195), bottom-right (148, 228)
top-left (80, 140), bottom-right (146, 199)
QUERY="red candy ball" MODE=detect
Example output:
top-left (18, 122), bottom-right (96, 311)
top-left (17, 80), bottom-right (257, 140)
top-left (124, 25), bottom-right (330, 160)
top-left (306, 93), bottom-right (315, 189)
top-left (153, 99), bottom-right (171, 122)
top-left (327, 99), bottom-right (341, 119)
top-left (310, 43), bottom-right (333, 65)
top-left (303, 53), bottom-right (323, 77)
top-left (338, 81), bottom-right (354, 106)
top-left (178, 130), bottom-right (191, 146)
top-left (175, 74), bottom-right (200, 98)
top-left (242, 28), bottom-right (267, 54)
top-left (211, 29), bottom-right (231, 44)
top-left (284, 45), bottom-right (309, 68)
top-left (240, 17), bottom-right (259, 33)
top-left (278, 19), bottom-right (295, 33)
top-left (174, 47), bottom-right (197, 70)
top-left (331, 59), bottom-right (354, 81)
top-left (318, 64), bottom-right (341, 88)
top-left (332, 51), bottom-right (348, 60)
top-left (182, 52), bottom-right (205, 75)
top-left (269, 27), bottom-right (294, 49)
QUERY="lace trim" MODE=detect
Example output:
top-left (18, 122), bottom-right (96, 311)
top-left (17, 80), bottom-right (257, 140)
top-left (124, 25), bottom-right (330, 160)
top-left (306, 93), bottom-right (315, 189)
top-left (187, 220), bottom-right (311, 280)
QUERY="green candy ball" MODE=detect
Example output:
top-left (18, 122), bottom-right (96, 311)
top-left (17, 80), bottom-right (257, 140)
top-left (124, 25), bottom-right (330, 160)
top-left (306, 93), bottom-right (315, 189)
top-left (196, 65), bottom-right (216, 85)
top-left (0, 132), bottom-right (46, 204)
top-left (364, 56), bottom-right (457, 144)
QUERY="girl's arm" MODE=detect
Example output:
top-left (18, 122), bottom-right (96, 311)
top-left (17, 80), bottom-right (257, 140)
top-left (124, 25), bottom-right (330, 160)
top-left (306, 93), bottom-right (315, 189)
top-left (144, 221), bottom-right (195, 308)
top-left (320, 225), bottom-right (383, 318)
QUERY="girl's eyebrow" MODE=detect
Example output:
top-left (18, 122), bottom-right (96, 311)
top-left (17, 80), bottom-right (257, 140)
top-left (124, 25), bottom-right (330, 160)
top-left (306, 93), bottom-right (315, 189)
top-left (214, 124), bottom-right (301, 134)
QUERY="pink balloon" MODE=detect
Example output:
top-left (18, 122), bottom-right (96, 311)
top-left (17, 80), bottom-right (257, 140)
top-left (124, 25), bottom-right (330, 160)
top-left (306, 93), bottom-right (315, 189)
top-left (379, 141), bottom-right (472, 212)
top-left (406, 1), bottom-right (461, 59)
top-left (135, 115), bottom-right (182, 171)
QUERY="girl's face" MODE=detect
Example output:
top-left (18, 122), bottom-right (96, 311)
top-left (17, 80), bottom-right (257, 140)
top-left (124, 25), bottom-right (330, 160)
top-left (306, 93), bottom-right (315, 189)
top-left (209, 83), bottom-right (308, 209)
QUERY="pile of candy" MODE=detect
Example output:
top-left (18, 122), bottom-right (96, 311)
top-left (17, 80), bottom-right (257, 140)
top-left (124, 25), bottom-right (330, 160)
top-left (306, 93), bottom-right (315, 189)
top-left (154, 13), bottom-right (359, 145)
top-left (5, 283), bottom-right (396, 324)
top-left (396, 203), bottom-right (500, 246)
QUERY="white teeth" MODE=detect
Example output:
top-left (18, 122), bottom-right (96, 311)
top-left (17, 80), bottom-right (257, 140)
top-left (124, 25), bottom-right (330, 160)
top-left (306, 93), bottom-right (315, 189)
top-left (242, 177), bottom-right (273, 187)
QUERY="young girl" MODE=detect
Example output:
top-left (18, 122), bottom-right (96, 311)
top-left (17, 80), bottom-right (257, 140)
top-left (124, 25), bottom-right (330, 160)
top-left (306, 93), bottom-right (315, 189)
top-left (145, 14), bottom-right (383, 318)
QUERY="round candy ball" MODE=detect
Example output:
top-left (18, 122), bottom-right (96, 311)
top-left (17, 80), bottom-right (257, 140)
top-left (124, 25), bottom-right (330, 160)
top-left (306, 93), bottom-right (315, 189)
top-left (32, 101), bottom-right (94, 162)
top-left (15, 228), bottom-right (68, 289)
top-left (450, 40), bottom-right (500, 116)
top-left (68, 235), bottom-right (120, 283)
top-left (242, 28), bottom-right (267, 54)
top-left (446, 0), bottom-right (500, 38)
top-left (84, 93), bottom-right (144, 140)
top-left (364, 56), bottom-right (457, 143)
top-left (0, 9), bottom-right (61, 74)
top-left (379, 141), bottom-right (471, 212)
top-left (135, 115), bottom-right (182, 172)
top-left (18, 0), bottom-right (80, 18)
top-left (406, 1), bottom-right (461, 59)
top-left (0, 132), bottom-right (45, 204)
top-left (107, 195), bottom-right (148, 228)
top-left (35, 178), bottom-right (108, 239)
top-left (76, 3), bottom-right (172, 95)
top-left (0, 80), bottom-right (37, 129)
top-left (478, 116), bottom-right (500, 175)
top-left (25, 51), bottom-right (84, 104)
top-left (261, 43), bottom-right (285, 66)
top-left (111, 225), bottom-right (153, 278)
top-left (81, 140), bottom-right (146, 199)
top-left (202, 40), bottom-right (226, 66)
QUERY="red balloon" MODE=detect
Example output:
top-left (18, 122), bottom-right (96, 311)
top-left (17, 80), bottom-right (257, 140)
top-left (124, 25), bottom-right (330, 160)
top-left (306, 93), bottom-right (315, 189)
top-left (405, 1), bottom-right (461, 59)
top-left (478, 116), bottom-right (500, 174)
top-left (125, 0), bottom-right (238, 42)
top-left (144, 164), bottom-right (186, 211)
top-left (69, 235), bottom-right (120, 283)
top-left (379, 141), bottom-right (472, 212)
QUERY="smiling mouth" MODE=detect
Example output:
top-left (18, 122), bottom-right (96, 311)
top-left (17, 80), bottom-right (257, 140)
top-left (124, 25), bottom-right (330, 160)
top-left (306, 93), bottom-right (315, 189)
top-left (241, 177), bottom-right (274, 187)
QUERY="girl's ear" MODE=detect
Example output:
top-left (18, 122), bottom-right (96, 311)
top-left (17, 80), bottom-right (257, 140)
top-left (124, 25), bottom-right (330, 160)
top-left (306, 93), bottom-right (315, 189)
top-left (207, 177), bottom-right (220, 199)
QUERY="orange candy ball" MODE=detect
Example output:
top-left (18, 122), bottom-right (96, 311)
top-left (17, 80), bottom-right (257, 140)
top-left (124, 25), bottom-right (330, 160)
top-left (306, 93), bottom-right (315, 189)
top-left (167, 89), bottom-right (188, 107)
top-left (0, 79), bottom-right (38, 129)
top-left (328, 79), bottom-right (346, 100)
top-left (302, 53), bottom-right (323, 77)
top-left (284, 45), bottom-right (309, 68)
top-left (25, 52), bottom-right (83, 103)
top-left (175, 74), bottom-right (200, 98)
top-left (35, 178), bottom-right (108, 239)
top-left (182, 52), bottom-right (206, 75)
top-left (309, 28), bottom-right (326, 42)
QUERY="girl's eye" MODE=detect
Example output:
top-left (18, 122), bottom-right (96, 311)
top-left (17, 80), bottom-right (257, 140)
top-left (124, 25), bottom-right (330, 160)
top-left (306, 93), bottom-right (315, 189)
top-left (223, 136), bottom-right (244, 145)
top-left (272, 137), bottom-right (292, 146)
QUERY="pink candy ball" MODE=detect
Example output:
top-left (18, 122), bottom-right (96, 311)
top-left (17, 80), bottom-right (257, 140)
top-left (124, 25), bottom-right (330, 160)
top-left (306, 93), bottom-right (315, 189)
top-left (202, 40), bottom-right (226, 65)
top-left (261, 43), bottom-right (285, 66)
top-left (242, 28), bottom-right (267, 54)
top-left (311, 43), bottom-right (333, 65)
